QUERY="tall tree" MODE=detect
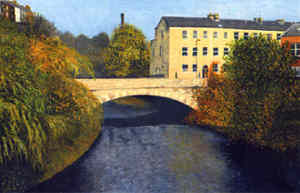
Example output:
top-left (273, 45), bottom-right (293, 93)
top-left (75, 34), bottom-right (91, 55)
top-left (31, 15), bottom-right (58, 38)
top-left (104, 24), bottom-right (150, 77)
top-left (59, 31), bottom-right (76, 48)
top-left (92, 32), bottom-right (109, 48)
top-left (188, 35), bottom-right (300, 151)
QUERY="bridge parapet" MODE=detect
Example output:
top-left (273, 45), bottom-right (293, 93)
top-left (76, 78), bottom-right (205, 109)
top-left (76, 78), bottom-right (205, 90)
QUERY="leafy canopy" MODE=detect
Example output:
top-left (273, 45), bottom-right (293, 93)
top-left (0, 19), bottom-right (101, 175)
top-left (104, 24), bottom-right (150, 77)
top-left (187, 35), bottom-right (300, 151)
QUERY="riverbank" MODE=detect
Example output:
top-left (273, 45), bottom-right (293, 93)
top-left (0, 107), bottom-right (103, 193)
top-left (186, 119), bottom-right (300, 191)
top-left (124, 96), bottom-right (300, 192)
top-left (28, 96), bottom-right (296, 193)
top-left (109, 96), bottom-right (300, 191)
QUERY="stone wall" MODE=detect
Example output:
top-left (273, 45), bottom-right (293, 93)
top-left (76, 78), bottom-right (205, 109)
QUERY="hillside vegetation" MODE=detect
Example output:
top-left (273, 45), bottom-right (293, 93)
top-left (0, 19), bottom-right (102, 192)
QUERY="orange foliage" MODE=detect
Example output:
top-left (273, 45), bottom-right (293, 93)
top-left (27, 37), bottom-right (99, 135)
top-left (28, 37), bottom-right (92, 77)
top-left (185, 67), bottom-right (234, 130)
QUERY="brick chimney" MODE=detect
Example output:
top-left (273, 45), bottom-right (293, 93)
top-left (121, 13), bottom-right (124, 27)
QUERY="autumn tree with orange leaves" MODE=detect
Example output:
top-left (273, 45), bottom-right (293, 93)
top-left (0, 19), bottom-right (102, 192)
top-left (187, 35), bottom-right (300, 152)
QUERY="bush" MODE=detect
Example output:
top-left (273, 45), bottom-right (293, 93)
top-left (187, 35), bottom-right (300, 151)
top-left (0, 19), bottom-right (102, 192)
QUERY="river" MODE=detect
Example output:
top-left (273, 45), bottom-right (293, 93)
top-left (28, 96), bottom-right (294, 193)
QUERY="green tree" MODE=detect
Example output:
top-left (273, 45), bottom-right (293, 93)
top-left (75, 34), bottom-right (92, 55)
top-left (224, 35), bottom-right (299, 150)
top-left (92, 32), bottom-right (109, 48)
top-left (31, 15), bottom-right (58, 38)
top-left (0, 18), bottom-right (98, 173)
top-left (59, 31), bottom-right (76, 48)
top-left (104, 24), bottom-right (150, 77)
top-left (188, 35), bottom-right (300, 151)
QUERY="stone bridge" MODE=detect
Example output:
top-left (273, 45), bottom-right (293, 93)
top-left (76, 78), bottom-right (206, 109)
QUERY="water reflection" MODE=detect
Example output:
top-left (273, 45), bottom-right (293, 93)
top-left (30, 122), bottom-right (293, 192)
top-left (28, 98), bottom-right (292, 193)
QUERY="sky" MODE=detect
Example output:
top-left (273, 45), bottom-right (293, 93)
top-left (17, 0), bottom-right (300, 40)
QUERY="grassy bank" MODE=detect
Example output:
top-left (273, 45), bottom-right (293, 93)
top-left (0, 19), bottom-right (103, 192)
top-left (40, 106), bottom-right (103, 182)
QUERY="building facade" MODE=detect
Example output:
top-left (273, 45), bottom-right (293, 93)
top-left (281, 23), bottom-right (300, 77)
top-left (0, 0), bottom-right (29, 23)
top-left (151, 14), bottom-right (293, 79)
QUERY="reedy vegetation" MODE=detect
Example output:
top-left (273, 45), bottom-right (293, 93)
top-left (0, 18), bottom-right (102, 175)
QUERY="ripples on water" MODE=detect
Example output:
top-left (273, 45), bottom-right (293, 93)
top-left (28, 99), bottom-right (292, 193)
top-left (30, 124), bottom-right (252, 193)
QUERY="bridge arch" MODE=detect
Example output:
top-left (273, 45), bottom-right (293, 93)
top-left (77, 78), bottom-right (205, 110)
top-left (95, 90), bottom-right (197, 109)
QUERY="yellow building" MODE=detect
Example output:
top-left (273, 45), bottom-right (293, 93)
top-left (150, 14), bottom-right (293, 79)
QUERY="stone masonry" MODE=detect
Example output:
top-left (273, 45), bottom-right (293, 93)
top-left (76, 78), bottom-right (206, 109)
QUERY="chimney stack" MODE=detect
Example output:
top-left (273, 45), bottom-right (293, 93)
top-left (207, 13), bottom-right (220, 22)
top-left (121, 13), bottom-right (124, 27)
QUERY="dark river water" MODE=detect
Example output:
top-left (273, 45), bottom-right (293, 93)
top-left (28, 96), bottom-right (294, 193)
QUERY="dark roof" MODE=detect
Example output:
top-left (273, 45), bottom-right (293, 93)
top-left (159, 16), bottom-right (293, 31)
top-left (282, 23), bottom-right (300, 37)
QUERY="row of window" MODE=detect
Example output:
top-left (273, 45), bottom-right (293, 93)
top-left (182, 47), bottom-right (229, 56)
top-left (182, 30), bottom-right (282, 40)
top-left (181, 63), bottom-right (218, 73)
top-left (290, 43), bottom-right (300, 56)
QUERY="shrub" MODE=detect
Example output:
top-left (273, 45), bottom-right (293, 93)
top-left (187, 35), bottom-right (300, 151)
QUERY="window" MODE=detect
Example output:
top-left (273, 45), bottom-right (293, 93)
top-left (244, 32), bottom-right (249, 40)
top-left (192, 47), bottom-right (198, 56)
top-left (193, 64), bottom-right (197, 72)
top-left (267, 34), bottom-right (272, 40)
top-left (202, 65), bottom-right (208, 78)
top-left (224, 32), bottom-right (228, 39)
top-left (182, 47), bottom-right (188, 56)
top-left (292, 66), bottom-right (300, 77)
top-left (203, 47), bottom-right (208, 56)
top-left (161, 31), bottom-right (164, 39)
top-left (182, 64), bottom-right (188, 72)
top-left (234, 32), bottom-right (239, 40)
top-left (213, 32), bottom-right (218, 39)
top-left (152, 48), bottom-right (155, 57)
top-left (277, 33), bottom-right (281, 40)
top-left (159, 47), bottom-right (162, 57)
top-left (213, 48), bottom-right (218, 56)
top-left (182, 30), bottom-right (187, 39)
top-left (213, 63), bottom-right (218, 72)
top-left (253, 33), bottom-right (258, 38)
top-left (193, 30), bottom-right (198, 39)
top-left (203, 31), bottom-right (208, 39)
top-left (290, 43), bottom-right (300, 57)
top-left (224, 47), bottom-right (229, 56)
